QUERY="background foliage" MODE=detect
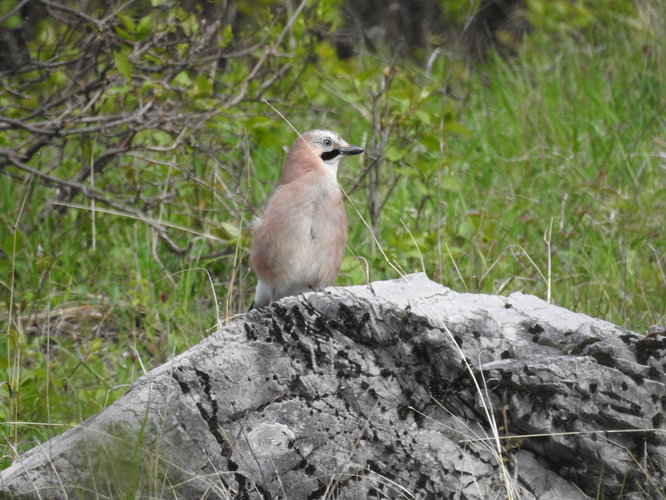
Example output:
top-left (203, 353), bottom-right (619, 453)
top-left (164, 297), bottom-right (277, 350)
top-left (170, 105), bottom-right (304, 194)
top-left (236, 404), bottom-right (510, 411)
top-left (1, 0), bottom-right (664, 467)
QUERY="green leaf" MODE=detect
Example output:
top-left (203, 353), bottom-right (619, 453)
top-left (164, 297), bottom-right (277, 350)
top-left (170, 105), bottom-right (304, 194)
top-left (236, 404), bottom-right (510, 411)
top-left (245, 116), bottom-right (276, 130)
top-left (440, 175), bottom-right (462, 192)
top-left (171, 71), bottom-right (192, 87)
top-left (136, 14), bottom-right (152, 40)
top-left (443, 121), bottom-right (472, 136)
top-left (190, 74), bottom-right (212, 97)
top-left (395, 166), bottom-right (419, 177)
top-left (2, 13), bottom-right (21, 29)
top-left (117, 13), bottom-right (135, 33)
top-left (113, 51), bottom-right (133, 79)
top-left (220, 222), bottom-right (241, 240)
top-left (192, 97), bottom-right (218, 111)
top-left (421, 134), bottom-right (442, 152)
top-left (418, 87), bottom-right (432, 101)
top-left (414, 110), bottom-right (431, 126)
top-left (50, 70), bottom-right (68, 87)
top-left (385, 147), bottom-right (407, 162)
top-left (0, 0), bottom-right (22, 28)
top-left (457, 219), bottom-right (475, 240)
top-left (220, 24), bottom-right (233, 46)
top-left (395, 98), bottom-right (410, 114)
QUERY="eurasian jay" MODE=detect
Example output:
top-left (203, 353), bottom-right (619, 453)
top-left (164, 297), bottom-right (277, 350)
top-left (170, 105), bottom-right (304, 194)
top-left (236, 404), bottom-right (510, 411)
top-left (249, 129), bottom-right (364, 309)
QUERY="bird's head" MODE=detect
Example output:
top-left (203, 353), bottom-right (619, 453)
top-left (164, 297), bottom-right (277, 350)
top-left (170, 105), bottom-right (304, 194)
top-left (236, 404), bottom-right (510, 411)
top-left (281, 129), bottom-right (364, 184)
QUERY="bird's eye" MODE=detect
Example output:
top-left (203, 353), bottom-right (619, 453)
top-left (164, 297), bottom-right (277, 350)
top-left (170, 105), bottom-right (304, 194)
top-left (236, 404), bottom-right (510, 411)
top-left (322, 138), bottom-right (333, 148)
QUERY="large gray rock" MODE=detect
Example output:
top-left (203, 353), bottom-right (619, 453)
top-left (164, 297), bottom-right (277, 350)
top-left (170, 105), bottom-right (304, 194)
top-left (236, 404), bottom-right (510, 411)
top-left (1, 274), bottom-right (664, 499)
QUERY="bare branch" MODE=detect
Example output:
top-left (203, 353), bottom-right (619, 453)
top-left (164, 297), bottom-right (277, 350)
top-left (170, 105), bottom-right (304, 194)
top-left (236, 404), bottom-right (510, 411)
top-left (38, 0), bottom-right (106, 31)
top-left (2, 151), bottom-right (189, 254)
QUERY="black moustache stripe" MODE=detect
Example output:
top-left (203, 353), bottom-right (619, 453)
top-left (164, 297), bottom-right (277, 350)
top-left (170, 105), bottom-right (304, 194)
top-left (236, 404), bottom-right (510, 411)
top-left (321, 149), bottom-right (340, 161)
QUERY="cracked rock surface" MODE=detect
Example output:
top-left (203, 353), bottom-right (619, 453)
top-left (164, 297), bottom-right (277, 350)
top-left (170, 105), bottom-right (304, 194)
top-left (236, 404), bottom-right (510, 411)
top-left (1, 274), bottom-right (664, 499)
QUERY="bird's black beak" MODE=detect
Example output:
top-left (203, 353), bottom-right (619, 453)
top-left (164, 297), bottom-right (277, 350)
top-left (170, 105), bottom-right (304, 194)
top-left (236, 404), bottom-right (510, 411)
top-left (339, 145), bottom-right (364, 156)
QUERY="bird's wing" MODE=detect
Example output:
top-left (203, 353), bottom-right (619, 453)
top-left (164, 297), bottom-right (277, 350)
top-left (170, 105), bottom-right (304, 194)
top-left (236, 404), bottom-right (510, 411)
top-left (249, 181), bottom-right (313, 282)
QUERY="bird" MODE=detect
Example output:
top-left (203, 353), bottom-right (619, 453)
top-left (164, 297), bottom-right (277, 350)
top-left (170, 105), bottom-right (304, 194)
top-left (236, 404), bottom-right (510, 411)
top-left (249, 129), bottom-right (364, 309)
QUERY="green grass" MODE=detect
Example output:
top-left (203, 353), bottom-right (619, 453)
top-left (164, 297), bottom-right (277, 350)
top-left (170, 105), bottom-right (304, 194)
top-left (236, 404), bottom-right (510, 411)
top-left (1, 0), bottom-right (665, 473)
top-left (436, 31), bottom-right (665, 326)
